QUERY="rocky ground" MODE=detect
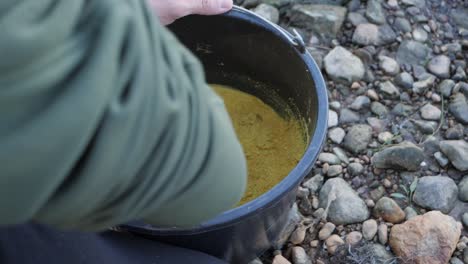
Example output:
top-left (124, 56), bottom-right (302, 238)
top-left (236, 0), bottom-right (468, 263)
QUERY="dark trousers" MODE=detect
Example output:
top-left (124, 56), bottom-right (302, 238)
top-left (0, 223), bottom-right (227, 264)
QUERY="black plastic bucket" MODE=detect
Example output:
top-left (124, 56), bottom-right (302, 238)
top-left (119, 6), bottom-right (328, 263)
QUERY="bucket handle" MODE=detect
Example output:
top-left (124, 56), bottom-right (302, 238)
top-left (230, 6), bottom-right (307, 54)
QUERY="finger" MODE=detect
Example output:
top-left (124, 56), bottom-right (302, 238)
top-left (190, 0), bottom-right (233, 15)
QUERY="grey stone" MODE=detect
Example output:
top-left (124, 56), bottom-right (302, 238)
top-left (362, 219), bottom-right (378, 240)
top-left (350, 96), bottom-right (371, 110)
top-left (328, 127), bottom-right (346, 144)
top-left (324, 47), bottom-right (365, 83)
top-left (396, 40), bottom-right (431, 66)
top-left (449, 93), bottom-right (468, 125)
top-left (352, 23), bottom-right (397, 46)
top-left (371, 141), bottom-right (424, 171)
top-left (347, 12), bottom-right (367, 26)
top-left (450, 257), bottom-right (464, 264)
top-left (401, 0), bottom-right (425, 7)
top-left (366, 0), bottom-right (386, 25)
top-left (451, 8), bottom-right (468, 30)
top-left (290, 4), bottom-right (347, 43)
top-left (343, 125), bottom-right (373, 154)
top-left (392, 103), bottom-right (413, 116)
top-left (328, 110), bottom-right (338, 128)
top-left (462, 212), bottom-right (468, 227)
top-left (319, 153), bottom-right (341, 165)
top-left (370, 185), bottom-right (386, 202)
top-left (333, 147), bottom-right (349, 164)
top-left (412, 120), bottom-right (438, 134)
top-left (420, 103), bottom-right (442, 121)
top-left (306, 47), bottom-right (325, 69)
top-left (394, 17), bottom-right (412, 33)
top-left (395, 72), bottom-right (414, 89)
top-left (339, 108), bottom-right (360, 124)
top-left (274, 203), bottom-right (303, 248)
top-left (458, 176), bottom-right (468, 202)
top-left (319, 178), bottom-right (370, 225)
top-left (434, 151), bottom-right (449, 167)
top-left (413, 175), bottom-right (459, 214)
top-left (249, 258), bottom-right (264, 264)
top-left (465, 248), bottom-right (468, 264)
top-left (378, 223), bottom-right (388, 245)
top-left (412, 27), bottom-right (428, 42)
top-left (404, 206), bottom-right (418, 220)
top-left (379, 56), bottom-right (400, 76)
top-left (379, 81), bottom-right (400, 99)
top-left (440, 140), bottom-right (468, 171)
top-left (291, 246), bottom-right (312, 264)
top-left (412, 75), bottom-right (436, 94)
top-left (427, 55), bottom-right (451, 78)
top-left (369, 243), bottom-right (395, 264)
top-left (303, 174), bottom-right (324, 194)
top-left (367, 117), bottom-right (385, 133)
top-left (348, 162), bottom-right (364, 176)
top-left (371, 102), bottom-right (388, 117)
top-left (438, 79), bottom-right (455, 98)
top-left (253, 4), bottom-right (280, 24)
top-left (329, 101), bottom-right (341, 111)
top-left (327, 165), bottom-right (343, 177)
top-left (378, 131), bottom-right (393, 143)
top-left (445, 124), bottom-right (464, 140)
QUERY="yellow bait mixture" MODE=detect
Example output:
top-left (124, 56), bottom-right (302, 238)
top-left (211, 84), bottom-right (307, 205)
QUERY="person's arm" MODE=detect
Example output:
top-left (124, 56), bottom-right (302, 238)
top-left (0, 0), bottom-right (246, 231)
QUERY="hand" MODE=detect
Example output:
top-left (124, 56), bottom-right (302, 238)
top-left (148, 0), bottom-right (233, 25)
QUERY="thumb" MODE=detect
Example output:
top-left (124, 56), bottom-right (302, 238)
top-left (190, 0), bottom-right (233, 15)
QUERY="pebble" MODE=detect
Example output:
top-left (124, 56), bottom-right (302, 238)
top-left (371, 102), bottom-right (389, 117)
top-left (412, 75), bottom-right (436, 94)
top-left (318, 222), bottom-right (336, 240)
top-left (379, 56), bottom-right (400, 76)
top-left (332, 147), bottom-right (349, 164)
top-left (291, 246), bottom-right (312, 264)
top-left (366, 0), bottom-right (386, 24)
top-left (249, 258), bottom-right (263, 264)
top-left (427, 55), bottom-right (451, 78)
top-left (367, 89), bottom-right (380, 101)
top-left (253, 4), bottom-right (280, 24)
top-left (328, 127), bottom-right (345, 144)
top-left (327, 165), bottom-right (343, 177)
top-left (370, 186), bottom-right (386, 202)
top-left (343, 125), bottom-right (373, 154)
top-left (420, 103), bottom-right (442, 121)
top-left (325, 235), bottom-right (345, 255)
top-left (448, 93), bottom-right (468, 125)
top-left (394, 17), bottom-right (412, 33)
top-left (373, 197), bottom-right (406, 223)
top-left (346, 231), bottom-right (363, 246)
top-left (462, 212), bottom-right (468, 227)
top-left (350, 95), bottom-right (371, 110)
top-left (303, 174), bottom-right (324, 194)
top-left (450, 257), bottom-right (464, 264)
top-left (272, 255), bottom-right (292, 264)
top-left (395, 72), bottom-right (414, 89)
top-left (339, 108), bottom-right (360, 124)
top-left (377, 132), bottom-right (393, 144)
top-left (412, 27), bottom-right (428, 42)
top-left (378, 223), bottom-right (388, 245)
top-left (324, 47), bottom-right (365, 83)
top-left (318, 153), bottom-right (341, 165)
top-left (413, 175), bottom-right (459, 214)
top-left (404, 207), bottom-right (418, 220)
top-left (440, 140), bottom-right (468, 171)
top-left (328, 110), bottom-right (338, 128)
top-left (310, 240), bottom-right (319, 248)
top-left (362, 219), bottom-right (378, 240)
top-left (397, 40), bottom-right (431, 66)
top-left (459, 176), bottom-right (468, 202)
top-left (434, 151), bottom-right (449, 167)
top-left (348, 162), bottom-right (364, 176)
top-left (439, 79), bottom-right (455, 98)
top-left (290, 225), bottom-right (307, 245)
top-left (329, 101), bottom-right (341, 111)
top-left (379, 81), bottom-right (400, 99)
top-left (366, 199), bottom-right (376, 208)
top-left (445, 124), bottom-right (465, 140)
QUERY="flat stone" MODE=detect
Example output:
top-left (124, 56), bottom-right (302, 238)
top-left (319, 178), bottom-right (370, 225)
top-left (458, 176), bottom-right (468, 202)
top-left (449, 93), bottom-right (468, 125)
top-left (328, 127), bottom-right (346, 144)
top-left (362, 219), bottom-right (378, 240)
top-left (427, 55), bottom-right (451, 78)
top-left (413, 175), bottom-right (459, 214)
top-left (253, 4), bottom-right (280, 24)
top-left (333, 147), bottom-right (349, 164)
top-left (290, 4), bottom-right (347, 43)
top-left (389, 211), bottom-right (462, 264)
top-left (440, 140), bottom-right (468, 171)
top-left (397, 40), bottom-right (431, 66)
top-left (373, 197), bottom-right (406, 223)
top-left (343, 125), bottom-right (373, 154)
top-left (371, 141), bottom-right (424, 171)
top-left (420, 103), bottom-right (442, 121)
top-left (324, 47), bottom-right (365, 83)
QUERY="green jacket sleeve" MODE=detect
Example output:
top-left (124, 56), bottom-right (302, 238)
top-left (0, 0), bottom-right (247, 231)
